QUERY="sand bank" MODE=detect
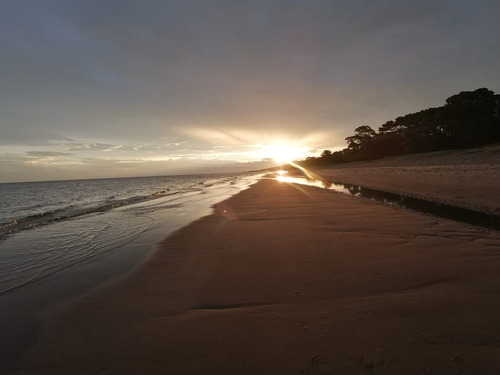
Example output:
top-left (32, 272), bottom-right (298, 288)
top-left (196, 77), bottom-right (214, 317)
top-left (313, 144), bottom-right (500, 214)
top-left (13, 176), bottom-right (500, 374)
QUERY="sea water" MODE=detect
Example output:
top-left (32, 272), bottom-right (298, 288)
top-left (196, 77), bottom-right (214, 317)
top-left (0, 173), bottom-right (261, 296)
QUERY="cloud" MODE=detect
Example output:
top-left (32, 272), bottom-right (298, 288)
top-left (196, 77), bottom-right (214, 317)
top-left (68, 143), bottom-right (122, 152)
top-left (26, 151), bottom-right (73, 157)
top-left (1, 0), bottom-right (500, 181)
top-left (0, 151), bottom-right (275, 183)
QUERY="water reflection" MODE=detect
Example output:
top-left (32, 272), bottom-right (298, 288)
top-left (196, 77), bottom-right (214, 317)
top-left (270, 170), bottom-right (500, 231)
top-left (273, 170), bottom-right (350, 193)
top-left (275, 175), bottom-right (348, 192)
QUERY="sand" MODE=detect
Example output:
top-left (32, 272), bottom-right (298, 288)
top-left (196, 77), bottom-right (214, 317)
top-left (313, 144), bottom-right (500, 214)
top-left (11, 149), bottom-right (500, 374)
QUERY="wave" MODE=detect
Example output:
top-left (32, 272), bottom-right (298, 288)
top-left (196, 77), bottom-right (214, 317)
top-left (0, 189), bottom-right (178, 238)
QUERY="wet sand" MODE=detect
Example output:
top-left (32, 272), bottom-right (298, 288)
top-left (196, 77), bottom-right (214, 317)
top-left (12, 165), bottom-right (500, 374)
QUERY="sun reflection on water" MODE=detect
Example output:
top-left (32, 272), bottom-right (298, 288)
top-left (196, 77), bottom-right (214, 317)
top-left (270, 166), bottom-right (351, 194)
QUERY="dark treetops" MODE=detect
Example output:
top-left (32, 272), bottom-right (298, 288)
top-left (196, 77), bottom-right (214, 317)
top-left (303, 88), bottom-right (500, 167)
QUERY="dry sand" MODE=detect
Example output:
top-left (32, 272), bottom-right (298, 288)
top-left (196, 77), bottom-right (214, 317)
top-left (11, 148), bottom-right (500, 374)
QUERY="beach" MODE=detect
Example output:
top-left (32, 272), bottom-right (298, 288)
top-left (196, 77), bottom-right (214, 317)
top-left (12, 150), bottom-right (500, 374)
top-left (313, 145), bottom-right (500, 214)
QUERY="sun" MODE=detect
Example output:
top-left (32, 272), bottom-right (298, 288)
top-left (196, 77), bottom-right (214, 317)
top-left (261, 142), bottom-right (309, 164)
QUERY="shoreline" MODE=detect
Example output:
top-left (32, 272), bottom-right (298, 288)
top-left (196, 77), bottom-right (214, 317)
top-left (13, 174), bottom-right (500, 374)
top-left (1, 174), bottom-right (261, 372)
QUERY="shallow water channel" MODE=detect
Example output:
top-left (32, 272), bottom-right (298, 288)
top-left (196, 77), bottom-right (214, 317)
top-left (272, 171), bottom-right (500, 231)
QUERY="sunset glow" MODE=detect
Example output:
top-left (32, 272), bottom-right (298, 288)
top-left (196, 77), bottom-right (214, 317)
top-left (258, 142), bottom-right (310, 164)
top-left (1, 1), bottom-right (498, 183)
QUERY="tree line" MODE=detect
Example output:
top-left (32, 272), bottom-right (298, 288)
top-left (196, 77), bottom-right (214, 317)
top-left (301, 88), bottom-right (500, 167)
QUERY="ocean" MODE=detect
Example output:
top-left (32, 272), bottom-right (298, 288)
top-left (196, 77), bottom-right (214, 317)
top-left (0, 173), bottom-right (262, 296)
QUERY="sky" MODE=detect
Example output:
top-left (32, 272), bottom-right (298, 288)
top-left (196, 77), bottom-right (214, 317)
top-left (1, 0), bottom-right (500, 182)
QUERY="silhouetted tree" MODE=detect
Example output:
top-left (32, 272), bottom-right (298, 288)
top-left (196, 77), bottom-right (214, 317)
top-left (320, 149), bottom-right (332, 158)
top-left (299, 88), bottom-right (500, 168)
top-left (345, 125), bottom-right (376, 151)
top-left (437, 88), bottom-right (500, 148)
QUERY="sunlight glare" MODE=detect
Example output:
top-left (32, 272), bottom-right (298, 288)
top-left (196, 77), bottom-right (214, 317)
top-left (260, 142), bottom-right (309, 164)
